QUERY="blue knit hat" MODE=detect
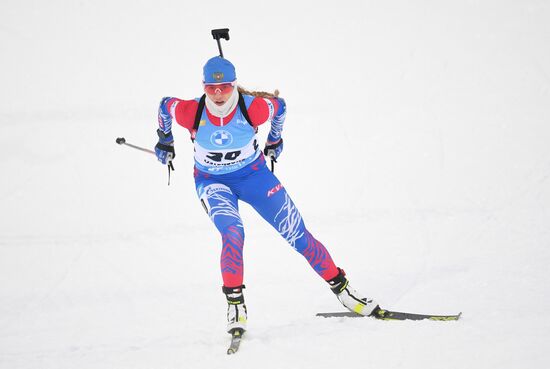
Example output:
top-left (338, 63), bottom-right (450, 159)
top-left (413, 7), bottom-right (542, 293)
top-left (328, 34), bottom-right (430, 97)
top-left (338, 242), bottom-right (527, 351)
top-left (203, 56), bottom-right (236, 84)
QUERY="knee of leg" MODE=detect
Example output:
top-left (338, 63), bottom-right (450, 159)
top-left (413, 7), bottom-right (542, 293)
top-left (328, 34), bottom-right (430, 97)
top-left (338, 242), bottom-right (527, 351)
top-left (291, 229), bottom-right (317, 255)
top-left (219, 221), bottom-right (245, 245)
top-left (293, 235), bottom-right (308, 254)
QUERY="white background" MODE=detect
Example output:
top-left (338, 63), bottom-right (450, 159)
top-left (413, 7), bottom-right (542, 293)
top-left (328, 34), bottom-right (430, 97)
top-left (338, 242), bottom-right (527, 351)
top-left (1, 0), bottom-right (549, 368)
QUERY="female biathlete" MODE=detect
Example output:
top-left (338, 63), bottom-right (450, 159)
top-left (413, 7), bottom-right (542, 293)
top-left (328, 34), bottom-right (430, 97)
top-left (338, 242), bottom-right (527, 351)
top-left (154, 56), bottom-right (379, 334)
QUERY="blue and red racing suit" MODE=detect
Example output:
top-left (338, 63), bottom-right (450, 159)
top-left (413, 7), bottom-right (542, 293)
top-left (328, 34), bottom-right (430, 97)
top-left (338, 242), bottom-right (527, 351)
top-left (158, 93), bottom-right (339, 287)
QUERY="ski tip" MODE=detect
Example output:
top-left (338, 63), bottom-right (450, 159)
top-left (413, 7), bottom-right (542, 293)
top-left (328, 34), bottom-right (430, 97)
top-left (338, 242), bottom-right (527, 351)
top-left (316, 309), bottom-right (462, 321)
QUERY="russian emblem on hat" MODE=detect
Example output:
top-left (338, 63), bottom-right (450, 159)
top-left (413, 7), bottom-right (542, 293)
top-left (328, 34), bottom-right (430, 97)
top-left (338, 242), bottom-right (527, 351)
top-left (203, 56), bottom-right (236, 83)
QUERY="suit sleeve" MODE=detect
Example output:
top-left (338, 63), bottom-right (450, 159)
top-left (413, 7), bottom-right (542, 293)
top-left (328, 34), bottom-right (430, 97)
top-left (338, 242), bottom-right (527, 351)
top-left (246, 97), bottom-right (286, 142)
top-left (157, 97), bottom-right (199, 135)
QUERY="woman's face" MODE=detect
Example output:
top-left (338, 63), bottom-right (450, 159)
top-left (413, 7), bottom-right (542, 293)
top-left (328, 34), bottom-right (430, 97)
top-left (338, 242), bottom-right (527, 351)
top-left (204, 83), bottom-right (235, 106)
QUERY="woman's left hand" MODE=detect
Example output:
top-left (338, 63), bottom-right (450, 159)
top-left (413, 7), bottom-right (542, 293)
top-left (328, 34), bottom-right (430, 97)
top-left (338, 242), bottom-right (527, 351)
top-left (263, 138), bottom-right (283, 162)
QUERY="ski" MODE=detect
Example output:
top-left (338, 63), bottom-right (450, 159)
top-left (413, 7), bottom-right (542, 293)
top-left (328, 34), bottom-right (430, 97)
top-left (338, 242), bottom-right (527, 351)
top-left (226, 328), bottom-right (244, 355)
top-left (316, 308), bottom-right (461, 321)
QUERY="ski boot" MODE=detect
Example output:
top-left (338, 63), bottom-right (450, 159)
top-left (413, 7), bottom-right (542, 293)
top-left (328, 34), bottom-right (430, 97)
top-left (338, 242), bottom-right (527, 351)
top-left (327, 268), bottom-right (379, 316)
top-left (223, 285), bottom-right (247, 334)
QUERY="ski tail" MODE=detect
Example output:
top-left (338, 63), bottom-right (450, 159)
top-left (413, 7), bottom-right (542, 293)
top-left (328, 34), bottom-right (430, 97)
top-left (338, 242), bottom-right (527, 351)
top-left (227, 328), bottom-right (244, 355)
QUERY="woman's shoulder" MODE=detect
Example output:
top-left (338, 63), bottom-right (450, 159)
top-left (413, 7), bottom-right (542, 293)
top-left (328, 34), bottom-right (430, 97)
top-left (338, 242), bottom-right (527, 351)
top-left (240, 94), bottom-right (280, 126)
top-left (166, 97), bottom-right (201, 130)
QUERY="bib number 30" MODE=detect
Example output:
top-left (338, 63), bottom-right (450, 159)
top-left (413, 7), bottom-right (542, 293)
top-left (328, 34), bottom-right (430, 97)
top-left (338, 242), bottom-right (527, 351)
top-left (206, 150), bottom-right (242, 162)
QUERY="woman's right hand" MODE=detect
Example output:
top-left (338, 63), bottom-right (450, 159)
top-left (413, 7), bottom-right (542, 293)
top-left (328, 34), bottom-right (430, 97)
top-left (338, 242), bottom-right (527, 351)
top-left (155, 129), bottom-right (175, 165)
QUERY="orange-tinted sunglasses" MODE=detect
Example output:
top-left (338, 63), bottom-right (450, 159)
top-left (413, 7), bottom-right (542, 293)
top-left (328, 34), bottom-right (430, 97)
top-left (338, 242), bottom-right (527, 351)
top-left (204, 83), bottom-right (235, 95)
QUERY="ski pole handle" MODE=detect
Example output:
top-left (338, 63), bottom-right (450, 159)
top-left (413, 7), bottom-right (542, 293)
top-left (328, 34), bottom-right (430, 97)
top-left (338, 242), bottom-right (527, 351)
top-left (115, 137), bottom-right (155, 155)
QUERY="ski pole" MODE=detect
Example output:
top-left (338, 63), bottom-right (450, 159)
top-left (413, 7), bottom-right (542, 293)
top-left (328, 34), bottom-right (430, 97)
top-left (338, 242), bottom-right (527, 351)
top-left (268, 153), bottom-right (276, 173)
top-left (115, 137), bottom-right (155, 155)
top-left (116, 137), bottom-right (175, 184)
top-left (211, 28), bottom-right (230, 58)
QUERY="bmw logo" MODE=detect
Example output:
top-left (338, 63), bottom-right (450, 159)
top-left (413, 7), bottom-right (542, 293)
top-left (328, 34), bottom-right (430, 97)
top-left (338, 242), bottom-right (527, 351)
top-left (211, 130), bottom-right (233, 147)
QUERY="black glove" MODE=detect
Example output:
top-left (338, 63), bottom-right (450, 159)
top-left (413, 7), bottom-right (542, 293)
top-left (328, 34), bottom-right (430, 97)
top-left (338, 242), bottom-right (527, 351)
top-left (155, 129), bottom-right (175, 165)
top-left (263, 138), bottom-right (283, 162)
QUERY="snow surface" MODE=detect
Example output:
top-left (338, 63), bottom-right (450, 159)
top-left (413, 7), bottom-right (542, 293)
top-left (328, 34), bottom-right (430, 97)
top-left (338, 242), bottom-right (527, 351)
top-left (1, 0), bottom-right (550, 368)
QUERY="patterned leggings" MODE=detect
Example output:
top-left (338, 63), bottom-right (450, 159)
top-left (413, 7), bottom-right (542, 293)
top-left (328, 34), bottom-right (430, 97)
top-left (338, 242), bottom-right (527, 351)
top-left (194, 155), bottom-right (339, 288)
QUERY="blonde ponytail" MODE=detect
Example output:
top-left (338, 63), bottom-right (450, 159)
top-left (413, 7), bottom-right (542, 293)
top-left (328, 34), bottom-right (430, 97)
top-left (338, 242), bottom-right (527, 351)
top-left (237, 86), bottom-right (280, 99)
